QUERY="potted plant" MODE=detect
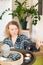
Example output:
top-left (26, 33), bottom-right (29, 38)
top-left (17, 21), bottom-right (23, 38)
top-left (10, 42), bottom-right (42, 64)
top-left (10, 0), bottom-right (40, 29)
top-left (0, 0), bottom-right (40, 29)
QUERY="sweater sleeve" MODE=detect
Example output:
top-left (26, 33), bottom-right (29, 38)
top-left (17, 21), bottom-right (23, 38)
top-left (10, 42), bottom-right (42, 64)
top-left (19, 34), bottom-right (36, 50)
top-left (3, 38), bottom-right (13, 47)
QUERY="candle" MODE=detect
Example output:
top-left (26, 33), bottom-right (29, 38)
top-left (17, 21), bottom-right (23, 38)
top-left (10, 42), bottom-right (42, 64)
top-left (24, 57), bottom-right (30, 63)
top-left (25, 53), bottom-right (31, 57)
top-left (25, 57), bottom-right (30, 60)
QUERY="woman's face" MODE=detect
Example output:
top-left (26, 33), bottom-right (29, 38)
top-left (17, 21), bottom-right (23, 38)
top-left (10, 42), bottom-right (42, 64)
top-left (9, 24), bottom-right (18, 37)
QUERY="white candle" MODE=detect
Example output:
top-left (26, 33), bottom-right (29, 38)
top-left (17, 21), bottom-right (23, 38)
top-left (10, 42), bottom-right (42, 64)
top-left (25, 57), bottom-right (30, 60)
top-left (25, 53), bottom-right (31, 57)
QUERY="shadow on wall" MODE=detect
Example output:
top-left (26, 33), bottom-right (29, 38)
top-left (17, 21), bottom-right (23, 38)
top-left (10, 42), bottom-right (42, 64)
top-left (36, 15), bottom-right (43, 41)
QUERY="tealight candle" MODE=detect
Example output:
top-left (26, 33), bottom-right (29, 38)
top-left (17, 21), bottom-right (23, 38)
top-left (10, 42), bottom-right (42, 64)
top-left (25, 57), bottom-right (30, 60)
top-left (25, 53), bottom-right (31, 57)
top-left (24, 57), bottom-right (30, 63)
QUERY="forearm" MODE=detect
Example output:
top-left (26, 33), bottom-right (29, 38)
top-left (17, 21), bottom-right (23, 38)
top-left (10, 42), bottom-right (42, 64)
top-left (36, 41), bottom-right (41, 49)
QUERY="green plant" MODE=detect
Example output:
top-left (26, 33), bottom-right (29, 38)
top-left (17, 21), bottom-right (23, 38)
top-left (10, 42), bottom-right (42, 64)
top-left (9, 0), bottom-right (40, 25)
top-left (0, 0), bottom-right (40, 26)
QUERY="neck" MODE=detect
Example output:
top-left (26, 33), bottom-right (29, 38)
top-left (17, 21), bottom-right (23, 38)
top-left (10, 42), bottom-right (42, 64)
top-left (11, 35), bottom-right (18, 45)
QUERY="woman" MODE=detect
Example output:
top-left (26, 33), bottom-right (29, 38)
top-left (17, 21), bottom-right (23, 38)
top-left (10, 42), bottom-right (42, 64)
top-left (3, 20), bottom-right (40, 52)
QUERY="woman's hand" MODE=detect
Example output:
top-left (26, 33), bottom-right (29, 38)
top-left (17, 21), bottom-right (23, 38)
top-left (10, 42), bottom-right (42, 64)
top-left (36, 41), bottom-right (41, 49)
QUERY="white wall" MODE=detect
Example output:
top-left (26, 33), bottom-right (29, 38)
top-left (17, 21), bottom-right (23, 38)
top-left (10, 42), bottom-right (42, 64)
top-left (36, 16), bottom-right (43, 41)
top-left (0, 0), bottom-right (12, 41)
top-left (32, 16), bottom-right (43, 42)
top-left (32, 0), bottom-right (43, 42)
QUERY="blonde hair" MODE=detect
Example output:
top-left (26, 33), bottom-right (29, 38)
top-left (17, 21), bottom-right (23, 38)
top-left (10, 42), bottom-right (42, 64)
top-left (4, 20), bottom-right (22, 38)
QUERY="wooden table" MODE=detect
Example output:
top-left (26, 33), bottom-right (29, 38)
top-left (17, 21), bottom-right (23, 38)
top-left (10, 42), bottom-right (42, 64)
top-left (0, 49), bottom-right (35, 65)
